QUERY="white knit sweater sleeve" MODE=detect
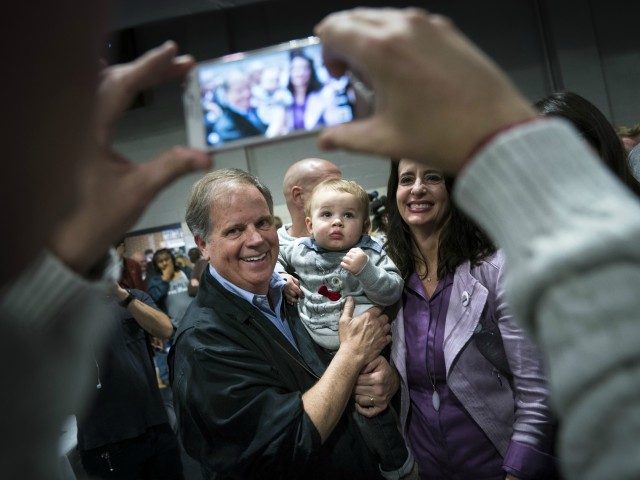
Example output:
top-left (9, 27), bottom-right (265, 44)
top-left (0, 251), bottom-right (114, 478)
top-left (454, 118), bottom-right (640, 480)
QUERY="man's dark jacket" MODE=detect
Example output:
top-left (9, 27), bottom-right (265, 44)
top-left (211, 105), bottom-right (267, 143)
top-left (169, 269), bottom-right (381, 480)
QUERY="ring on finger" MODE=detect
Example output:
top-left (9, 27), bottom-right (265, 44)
top-left (368, 395), bottom-right (375, 408)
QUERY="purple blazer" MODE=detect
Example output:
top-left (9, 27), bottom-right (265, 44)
top-left (391, 251), bottom-right (556, 477)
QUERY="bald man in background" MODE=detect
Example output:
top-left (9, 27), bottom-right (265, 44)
top-left (278, 157), bottom-right (342, 246)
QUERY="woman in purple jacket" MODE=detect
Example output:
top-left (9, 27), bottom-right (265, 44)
top-left (385, 159), bottom-right (557, 480)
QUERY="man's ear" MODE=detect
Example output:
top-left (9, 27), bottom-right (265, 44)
top-left (291, 186), bottom-right (303, 207)
top-left (305, 217), bottom-right (314, 236)
top-left (195, 235), bottom-right (209, 259)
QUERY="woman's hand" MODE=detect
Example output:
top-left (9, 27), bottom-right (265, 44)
top-left (354, 356), bottom-right (400, 417)
top-left (161, 261), bottom-right (175, 281)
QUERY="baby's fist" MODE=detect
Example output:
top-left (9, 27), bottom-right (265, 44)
top-left (341, 248), bottom-right (368, 275)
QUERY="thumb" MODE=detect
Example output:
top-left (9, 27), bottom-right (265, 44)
top-left (340, 296), bottom-right (355, 322)
top-left (140, 146), bottom-right (212, 199)
top-left (318, 117), bottom-right (386, 155)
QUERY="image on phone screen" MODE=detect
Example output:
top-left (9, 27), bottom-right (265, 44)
top-left (184, 37), bottom-right (358, 151)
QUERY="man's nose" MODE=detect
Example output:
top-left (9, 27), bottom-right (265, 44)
top-left (245, 226), bottom-right (265, 244)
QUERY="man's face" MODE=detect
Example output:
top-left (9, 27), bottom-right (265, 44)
top-left (199, 184), bottom-right (278, 294)
top-left (226, 75), bottom-right (252, 112)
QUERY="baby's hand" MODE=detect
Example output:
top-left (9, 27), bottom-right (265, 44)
top-left (341, 248), bottom-right (369, 275)
top-left (281, 273), bottom-right (302, 304)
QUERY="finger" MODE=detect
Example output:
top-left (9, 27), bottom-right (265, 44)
top-left (356, 403), bottom-right (384, 418)
top-left (365, 305), bottom-right (383, 317)
top-left (98, 41), bottom-right (195, 134)
top-left (138, 146), bottom-right (212, 201)
top-left (354, 393), bottom-right (368, 405)
top-left (130, 42), bottom-right (194, 90)
top-left (360, 356), bottom-right (382, 375)
top-left (353, 385), bottom-right (375, 397)
top-left (285, 289), bottom-right (301, 301)
top-left (318, 117), bottom-right (391, 156)
top-left (340, 296), bottom-right (355, 322)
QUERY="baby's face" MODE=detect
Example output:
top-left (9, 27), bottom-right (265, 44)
top-left (306, 189), bottom-right (366, 251)
top-left (260, 68), bottom-right (280, 93)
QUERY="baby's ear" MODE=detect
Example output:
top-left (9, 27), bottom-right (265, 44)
top-left (363, 216), bottom-right (371, 234)
top-left (305, 217), bottom-right (314, 236)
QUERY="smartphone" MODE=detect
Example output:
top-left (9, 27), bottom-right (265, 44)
top-left (183, 36), bottom-right (370, 152)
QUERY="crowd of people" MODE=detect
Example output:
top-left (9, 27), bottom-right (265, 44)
top-left (4, 4), bottom-right (640, 480)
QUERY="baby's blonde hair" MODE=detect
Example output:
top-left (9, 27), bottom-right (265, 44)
top-left (305, 179), bottom-right (370, 220)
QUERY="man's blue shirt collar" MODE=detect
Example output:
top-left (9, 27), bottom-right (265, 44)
top-left (208, 264), bottom-right (285, 308)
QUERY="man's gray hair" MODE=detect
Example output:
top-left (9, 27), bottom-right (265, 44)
top-left (185, 168), bottom-right (273, 241)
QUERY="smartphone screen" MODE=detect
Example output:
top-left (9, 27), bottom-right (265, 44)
top-left (184, 37), bottom-right (359, 151)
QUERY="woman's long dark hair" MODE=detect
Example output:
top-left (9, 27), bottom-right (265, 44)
top-left (536, 91), bottom-right (640, 197)
top-left (385, 161), bottom-right (495, 280)
top-left (287, 50), bottom-right (324, 98)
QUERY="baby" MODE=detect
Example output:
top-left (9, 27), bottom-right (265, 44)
top-left (279, 179), bottom-right (403, 349)
top-left (278, 179), bottom-right (416, 479)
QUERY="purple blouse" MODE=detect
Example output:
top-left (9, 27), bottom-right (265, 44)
top-left (292, 101), bottom-right (306, 130)
top-left (404, 272), bottom-right (505, 480)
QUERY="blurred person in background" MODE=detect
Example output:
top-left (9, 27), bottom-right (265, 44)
top-left (130, 251), bottom-right (150, 280)
top-left (617, 123), bottom-right (640, 153)
top-left (147, 249), bottom-right (192, 325)
top-left (115, 238), bottom-right (146, 291)
top-left (279, 157), bottom-right (342, 246)
top-left (536, 91), bottom-right (640, 197)
top-left (188, 247), bottom-right (208, 297)
top-left (147, 248), bottom-right (193, 386)
top-left (76, 282), bottom-right (182, 479)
